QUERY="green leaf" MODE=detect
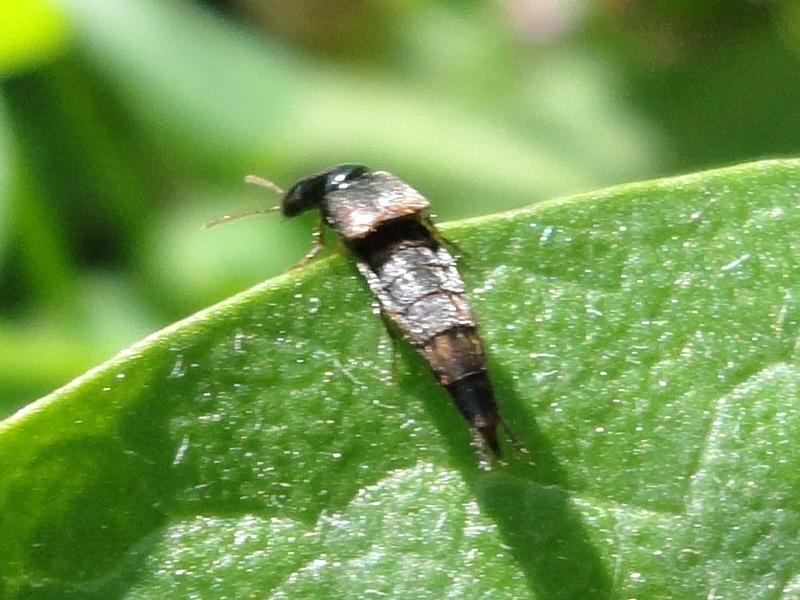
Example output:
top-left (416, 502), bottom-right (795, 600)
top-left (2, 158), bottom-right (800, 599)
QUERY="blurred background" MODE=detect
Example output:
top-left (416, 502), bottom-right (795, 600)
top-left (0, 0), bottom-right (799, 416)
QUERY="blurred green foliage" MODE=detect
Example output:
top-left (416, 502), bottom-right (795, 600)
top-left (0, 0), bottom-right (798, 414)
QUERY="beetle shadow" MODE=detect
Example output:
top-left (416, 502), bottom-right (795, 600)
top-left (397, 350), bottom-right (612, 600)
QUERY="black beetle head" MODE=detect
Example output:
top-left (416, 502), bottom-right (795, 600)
top-left (282, 164), bottom-right (371, 218)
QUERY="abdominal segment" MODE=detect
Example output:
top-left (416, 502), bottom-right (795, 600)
top-left (350, 221), bottom-right (502, 456)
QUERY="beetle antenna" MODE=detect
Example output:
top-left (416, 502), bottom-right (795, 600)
top-left (203, 207), bottom-right (280, 228)
top-left (244, 175), bottom-right (285, 195)
top-left (203, 175), bottom-right (286, 229)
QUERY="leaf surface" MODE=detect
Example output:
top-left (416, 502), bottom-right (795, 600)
top-left (2, 159), bottom-right (800, 599)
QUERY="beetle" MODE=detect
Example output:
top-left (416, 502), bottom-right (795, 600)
top-left (216, 164), bottom-right (514, 465)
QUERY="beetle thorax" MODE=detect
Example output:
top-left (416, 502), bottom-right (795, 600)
top-left (323, 171), bottom-right (431, 240)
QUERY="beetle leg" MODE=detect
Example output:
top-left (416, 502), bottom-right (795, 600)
top-left (424, 216), bottom-right (469, 259)
top-left (291, 217), bottom-right (326, 269)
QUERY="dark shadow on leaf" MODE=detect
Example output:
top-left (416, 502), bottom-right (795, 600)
top-left (398, 336), bottom-right (612, 599)
top-left (478, 474), bottom-right (610, 600)
top-left (480, 359), bottom-right (611, 599)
